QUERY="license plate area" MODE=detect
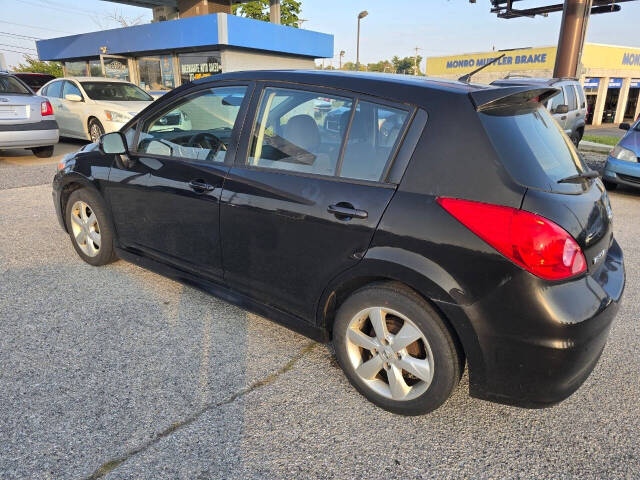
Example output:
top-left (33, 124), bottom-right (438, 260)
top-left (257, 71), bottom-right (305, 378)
top-left (0, 105), bottom-right (28, 120)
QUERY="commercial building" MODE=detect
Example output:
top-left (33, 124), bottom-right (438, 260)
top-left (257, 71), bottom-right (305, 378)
top-left (36, 12), bottom-right (333, 95)
top-left (426, 43), bottom-right (640, 125)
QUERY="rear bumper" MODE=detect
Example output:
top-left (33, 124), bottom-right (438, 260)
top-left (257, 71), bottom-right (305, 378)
top-left (603, 157), bottom-right (640, 188)
top-left (456, 239), bottom-right (625, 408)
top-left (0, 126), bottom-right (59, 149)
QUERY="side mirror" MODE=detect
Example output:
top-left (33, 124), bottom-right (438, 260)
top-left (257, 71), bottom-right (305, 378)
top-left (100, 132), bottom-right (128, 154)
top-left (555, 104), bottom-right (569, 114)
top-left (64, 93), bottom-right (82, 102)
top-left (619, 123), bottom-right (631, 131)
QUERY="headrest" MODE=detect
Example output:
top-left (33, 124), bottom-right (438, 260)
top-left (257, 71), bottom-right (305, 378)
top-left (283, 114), bottom-right (320, 151)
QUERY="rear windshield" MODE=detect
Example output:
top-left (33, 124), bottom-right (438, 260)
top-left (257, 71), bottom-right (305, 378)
top-left (0, 75), bottom-right (31, 95)
top-left (80, 81), bottom-right (153, 101)
top-left (479, 105), bottom-right (586, 190)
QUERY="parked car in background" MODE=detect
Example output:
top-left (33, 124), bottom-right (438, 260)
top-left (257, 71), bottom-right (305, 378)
top-left (53, 70), bottom-right (624, 415)
top-left (0, 72), bottom-right (58, 157)
top-left (11, 72), bottom-right (56, 92)
top-left (491, 77), bottom-right (587, 145)
top-left (602, 119), bottom-right (640, 189)
top-left (38, 77), bottom-right (154, 143)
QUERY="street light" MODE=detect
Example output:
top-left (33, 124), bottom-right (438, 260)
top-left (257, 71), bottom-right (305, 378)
top-left (356, 10), bottom-right (368, 71)
top-left (339, 50), bottom-right (345, 69)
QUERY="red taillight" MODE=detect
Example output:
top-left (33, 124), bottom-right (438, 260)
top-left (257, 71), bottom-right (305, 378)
top-left (41, 100), bottom-right (53, 116)
top-left (437, 197), bottom-right (587, 281)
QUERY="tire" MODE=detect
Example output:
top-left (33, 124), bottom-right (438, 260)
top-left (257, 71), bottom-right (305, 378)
top-left (333, 282), bottom-right (463, 415)
top-left (571, 131), bottom-right (581, 147)
top-left (65, 188), bottom-right (117, 266)
top-left (31, 145), bottom-right (54, 158)
top-left (88, 118), bottom-right (105, 143)
top-left (603, 180), bottom-right (618, 190)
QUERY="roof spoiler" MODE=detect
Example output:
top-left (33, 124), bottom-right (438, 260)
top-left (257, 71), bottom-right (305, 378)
top-left (469, 86), bottom-right (560, 112)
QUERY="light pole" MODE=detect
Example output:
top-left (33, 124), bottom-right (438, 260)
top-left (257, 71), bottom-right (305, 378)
top-left (356, 10), bottom-right (368, 71)
top-left (339, 50), bottom-right (345, 69)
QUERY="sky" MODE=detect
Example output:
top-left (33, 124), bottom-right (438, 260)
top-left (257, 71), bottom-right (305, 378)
top-left (1, 0), bottom-right (640, 70)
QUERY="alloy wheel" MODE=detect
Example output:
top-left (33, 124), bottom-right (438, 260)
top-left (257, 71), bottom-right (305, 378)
top-left (70, 200), bottom-right (101, 257)
top-left (345, 306), bottom-right (435, 401)
top-left (90, 123), bottom-right (102, 143)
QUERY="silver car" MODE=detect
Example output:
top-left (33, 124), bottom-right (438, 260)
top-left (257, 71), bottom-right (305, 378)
top-left (0, 72), bottom-right (59, 157)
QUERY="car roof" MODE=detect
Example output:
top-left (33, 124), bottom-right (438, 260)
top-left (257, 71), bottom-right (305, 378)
top-left (11, 72), bottom-right (55, 77)
top-left (60, 77), bottom-right (131, 83)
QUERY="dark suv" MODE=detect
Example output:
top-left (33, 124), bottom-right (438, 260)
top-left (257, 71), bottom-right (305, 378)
top-left (53, 71), bottom-right (624, 415)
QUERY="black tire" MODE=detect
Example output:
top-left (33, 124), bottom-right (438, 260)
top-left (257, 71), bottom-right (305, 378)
top-left (31, 145), bottom-right (54, 158)
top-left (571, 131), bottom-right (581, 147)
top-left (88, 118), bottom-right (105, 143)
top-left (65, 188), bottom-right (117, 266)
top-left (333, 282), bottom-right (463, 415)
top-left (603, 180), bottom-right (618, 190)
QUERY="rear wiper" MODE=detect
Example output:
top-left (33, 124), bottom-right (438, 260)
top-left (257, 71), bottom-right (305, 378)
top-left (557, 170), bottom-right (600, 184)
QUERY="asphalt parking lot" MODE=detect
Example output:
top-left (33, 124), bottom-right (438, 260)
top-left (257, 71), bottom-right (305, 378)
top-left (1, 142), bottom-right (639, 479)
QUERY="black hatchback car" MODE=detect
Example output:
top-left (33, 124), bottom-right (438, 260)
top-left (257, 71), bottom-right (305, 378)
top-left (53, 71), bottom-right (624, 415)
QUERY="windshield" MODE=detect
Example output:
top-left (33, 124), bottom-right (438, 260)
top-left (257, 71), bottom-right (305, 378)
top-left (479, 105), bottom-right (586, 190)
top-left (80, 81), bottom-right (153, 101)
top-left (0, 75), bottom-right (32, 95)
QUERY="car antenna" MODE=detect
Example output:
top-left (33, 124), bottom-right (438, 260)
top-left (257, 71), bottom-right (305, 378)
top-left (458, 53), bottom-right (506, 84)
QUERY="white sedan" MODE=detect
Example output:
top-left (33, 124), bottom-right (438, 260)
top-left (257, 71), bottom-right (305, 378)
top-left (38, 77), bottom-right (155, 143)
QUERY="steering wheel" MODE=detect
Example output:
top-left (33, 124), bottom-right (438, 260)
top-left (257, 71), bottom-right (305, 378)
top-left (187, 132), bottom-right (227, 161)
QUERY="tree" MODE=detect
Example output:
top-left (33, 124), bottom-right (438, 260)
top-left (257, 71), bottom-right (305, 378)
top-left (93, 8), bottom-right (145, 29)
top-left (392, 55), bottom-right (423, 75)
top-left (13, 56), bottom-right (63, 77)
top-left (232, 0), bottom-right (301, 27)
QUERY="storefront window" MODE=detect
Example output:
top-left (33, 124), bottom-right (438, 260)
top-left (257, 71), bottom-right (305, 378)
top-left (89, 60), bottom-right (103, 77)
top-left (65, 61), bottom-right (88, 76)
top-left (138, 55), bottom-right (175, 92)
top-left (103, 56), bottom-right (130, 81)
top-left (178, 51), bottom-right (222, 84)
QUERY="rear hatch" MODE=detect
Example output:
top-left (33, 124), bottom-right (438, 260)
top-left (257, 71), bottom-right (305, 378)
top-left (0, 74), bottom-right (42, 126)
top-left (473, 86), bottom-right (613, 274)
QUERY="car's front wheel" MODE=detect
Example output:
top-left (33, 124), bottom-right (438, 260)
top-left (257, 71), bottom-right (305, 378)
top-left (88, 118), bottom-right (105, 143)
top-left (66, 188), bottom-right (117, 266)
top-left (333, 282), bottom-right (463, 415)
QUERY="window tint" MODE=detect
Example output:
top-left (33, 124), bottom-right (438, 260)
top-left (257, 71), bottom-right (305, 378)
top-left (0, 75), bottom-right (31, 95)
top-left (46, 81), bottom-right (63, 98)
top-left (340, 102), bottom-right (408, 182)
top-left (480, 105), bottom-right (585, 191)
top-left (137, 86), bottom-right (247, 162)
top-left (547, 89), bottom-right (566, 113)
top-left (80, 82), bottom-right (153, 101)
top-left (248, 87), bottom-right (352, 176)
top-left (574, 85), bottom-right (586, 109)
top-left (63, 81), bottom-right (82, 99)
top-left (564, 86), bottom-right (577, 111)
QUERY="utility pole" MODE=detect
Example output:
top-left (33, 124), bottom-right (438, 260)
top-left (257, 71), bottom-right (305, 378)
top-left (553, 0), bottom-right (593, 77)
top-left (413, 47), bottom-right (423, 75)
top-left (339, 50), bottom-right (345, 69)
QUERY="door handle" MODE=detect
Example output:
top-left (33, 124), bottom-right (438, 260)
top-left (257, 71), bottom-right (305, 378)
top-left (560, 115), bottom-right (567, 120)
top-left (328, 203), bottom-right (368, 220)
top-left (188, 179), bottom-right (215, 193)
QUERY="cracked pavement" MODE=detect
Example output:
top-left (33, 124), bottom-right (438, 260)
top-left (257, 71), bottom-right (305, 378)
top-left (1, 144), bottom-right (639, 479)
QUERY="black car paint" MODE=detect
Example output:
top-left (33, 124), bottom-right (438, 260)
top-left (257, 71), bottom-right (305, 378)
top-left (53, 70), bottom-right (624, 408)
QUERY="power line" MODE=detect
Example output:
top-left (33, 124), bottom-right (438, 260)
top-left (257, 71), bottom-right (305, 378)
top-left (0, 48), bottom-right (33, 57)
top-left (0, 20), bottom-right (74, 35)
top-left (14, 0), bottom-right (99, 20)
top-left (0, 31), bottom-right (42, 40)
top-left (0, 42), bottom-right (36, 52)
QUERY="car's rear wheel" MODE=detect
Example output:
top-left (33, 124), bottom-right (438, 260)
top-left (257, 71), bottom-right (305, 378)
top-left (66, 189), bottom-right (116, 266)
top-left (88, 118), bottom-right (105, 143)
top-left (31, 145), bottom-right (54, 158)
top-left (333, 282), bottom-right (462, 415)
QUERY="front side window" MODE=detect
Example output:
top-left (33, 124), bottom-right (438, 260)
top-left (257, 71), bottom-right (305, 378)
top-left (62, 81), bottom-right (82, 99)
top-left (564, 86), bottom-right (578, 111)
top-left (248, 87), bottom-right (352, 176)
top-left (137, 86), bottom-right (247, 162)
top-left (340, 102), bottom-right (409, 182)
top-left (548, 89), bottom-right (566, 113)
top-left (80, 82), bottom-right (153, 102)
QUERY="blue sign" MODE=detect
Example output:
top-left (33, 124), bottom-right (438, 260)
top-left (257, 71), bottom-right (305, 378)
top-left (631, 78), bottom-right (640, 88)
top-left (609, 78), bottom-right (623, 89)
top-left (584, 77), bottom-right (600, 88)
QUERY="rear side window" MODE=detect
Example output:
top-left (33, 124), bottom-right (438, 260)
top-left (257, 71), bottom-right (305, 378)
top-left (479, 105), bottom-right (586, 190)
top-left (574, 85), bottom-right (586, 109)
top-left (0, 75), bottom-right (31, 95)
top-left (340, 102), bottom-right (408, 182)
top-left (47, 81), bottom-right (63, 98)
top-left (564, 86), bottom-right (577, 111)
